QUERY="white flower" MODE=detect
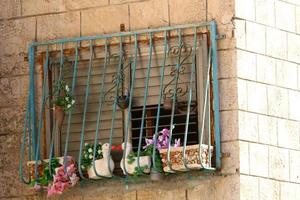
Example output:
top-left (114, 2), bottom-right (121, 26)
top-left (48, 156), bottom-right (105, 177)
top-left (65, 97), bottom-right (69, 101)
top-left (67, 104), bottom-right (71, 108)
top-left (88, 148), bottom-right (93, 153)
top-left (85, 143), bottom-right (88, 146)
top-left (97, 150), bottom-right (102, 154)
top-left (65, 85), bottom-right (70, 92)
top-left (89, 154), bottom-right (93, 159)
top-left (71, 99), bottom-right (75, 105)
top-left (81, 165), bottom-right (85, 169)
top-left (84, 154), bottom-right (88, 158)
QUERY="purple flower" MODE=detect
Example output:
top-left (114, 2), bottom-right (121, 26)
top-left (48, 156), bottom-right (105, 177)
top-left (174, 138), bottom-right (181, 147)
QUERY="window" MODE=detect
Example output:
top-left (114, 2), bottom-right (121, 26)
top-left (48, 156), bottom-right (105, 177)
top-left (20, 22), bottom-right (220, 182)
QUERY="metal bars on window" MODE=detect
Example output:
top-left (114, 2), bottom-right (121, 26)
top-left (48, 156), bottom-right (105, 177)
top-left (19, 21), bottom-right (220, 183)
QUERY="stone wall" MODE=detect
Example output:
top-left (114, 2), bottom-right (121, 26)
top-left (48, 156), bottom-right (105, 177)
top-left (235, 0), bottom-right (300, 199)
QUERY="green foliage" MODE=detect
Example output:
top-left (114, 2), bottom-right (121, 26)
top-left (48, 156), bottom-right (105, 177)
top-left (52, 80), bottom-right (75, 111)
top-left (80, 143), bottom-right (103, 171)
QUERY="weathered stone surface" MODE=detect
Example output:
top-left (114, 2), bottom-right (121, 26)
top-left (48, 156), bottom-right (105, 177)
top-left (256, 55), bottom-right (276, 85)
top-left (137, 188), bottom-right (186, 200)
top-left (215, 175), bottom-right (240, 200)
top-left (110, 0), bottom-right (145, 4)
top-left (239, 141), bottom-right (249, 174)
top-left (22, 0), bottom-right (65, 16)
top-left (267, 86), bottom-right (289, 118)
top-left (275, 1), bottom-right (296, 32)
top-left (81, 4), bottom-right (129, 35)
top-left (249, 143), bottom-right (268, 177)
top-left (269, 146), bottom-right (289, 181)
top-left (169, 0), bottom-right (206, 25)
top-left (0, 107), bottom-right (25, 134)
top-left (277, 118), bottom-right (300, 150)
top-left (238, 111), bottom-right (258, 142)
top-left (130, 0), bottom-right (169, 30)
top-left (221, 141), bottom-right (239, 174)
top-left (255, 0), bottom-right (275, 26)
top-left (259, 178), bottom-right (280, 200)
top-left (218, 50), bottom-right (236, 79)
top-left (258, 115), bottom-right (277, 146)
top-left (246, 22), bottom-right (265, 54)
top-left (287, 33), bottom-right (300, 63)
top-left (0, 17), bottom-right (36, 55)
top-left (220, 110), bottom-right (238, 141)
top-left (207, 0), bottom-right (234, 24)
top-left (240, 175), bottom-right (259, 200)
top-left (219, 78), bottom-right (238, 110)
top-left (276, 60), bottom-right (298, 90)
top-left (247, 82), bottom-right (267, 114)
top-left (37, 12), bottom-right (80, 41)
top-left (236, 50), bottom-right (256, 81)
top-left (65, 0), bottom-right (109, 10)
top-left (187, 180), bottom-right (214, 200)
top-left (0, 54), bottom-right (30, 77)
top-left (0, 0), bottom-right (21, 19)
top-left (0, 76), bottom-right (29, 107)
top-left (266, 27), bottom-right (287, 60)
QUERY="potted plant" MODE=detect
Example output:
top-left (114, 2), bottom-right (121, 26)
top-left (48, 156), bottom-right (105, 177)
top-left (81, 143), bottom-right (114, 179)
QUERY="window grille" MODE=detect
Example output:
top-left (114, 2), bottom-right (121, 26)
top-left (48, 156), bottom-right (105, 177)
top-left (19, 21), bottom-right (220, 183)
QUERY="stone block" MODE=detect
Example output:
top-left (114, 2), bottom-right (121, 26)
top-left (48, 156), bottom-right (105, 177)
top-left (220, 110), bottom-right (239, 141)
top-left (246, 21), bottom-right (266, 54)
top-left (81, 4), bottom-right (129, 35)
top-left (219, 78), bottom-right (238, 110)
top-left (239, 141), bottom-right (249, 174)
top-left (280, 182), bottom-right (300, 200)
top-left (234, 19), bottom-right (246, 49)
top-left (267, 86), bottom-right (289, 118)
top-left (130, 0), bottom-right (169, 30)
top-left (137, 188), bottom-right (186, 200)
top-left (22, 0), bottom-right (66, 16)
top-left (64, 0), bottom-right (109, 10)
top-left (37, 12), bottom-right (80, 41)
top-left (237, 78), bottom-right (247, 110)
top-left (289, 90), bottom-right (300, 121)
top-left (0, 54), bottom-right (30, 77)
top-left (280, 0), bottom-right (300, 5)
top-left (289, 150), bottom-right (300, 183)
top-left (249, 143), bottom-right (268, 177)
top-left (266, 27), bottom-right (287, 59)
top-left (207, 0), bottom-right (234, 24)
top-left (0, 107), bottom-right (25, 134)
top-left (255, 0), bottom-right (275, 26)
top-left (0, 0), bottom-right (21, 19)
top-left (240, 175), bottom-right (259, 200)
top-left (269, 146), bottom-right (289, 181)
top-left (0, 17), bottom-right (36, 55)
top-left (110, 0), bottom-right (144, 4)
top-left (238, 111), bottom-right (258, 142)
top-left (235, 0), bottom-right (255, 20)
top-left (247, 82), bottom-right (268, 114)
top-left (296, 7), bottom-right (300, 34)
top-left (0, 76), bottom-right (29, 107)
top-left (287, 33), bottom-right (300, 63)
top-left (276, 60), bottom-right (298, 90)
top-left (256, 55), bottom-right (276, 85)
top-left (236, 50), bottom-right (256, 80)
top-left (259, 178), bottom-right (280, 200)
top-left (277, 118), bottom-right (300, 150)
top-left (221, 141), bottom-right (239, 174)
top-left (169, 0), bottom-right (206, 25)
top-left (187, 181), bottom-right (214, 200)
top-left (215, 174), bottom-right (240, 200)
top-left (275, 1), bottom-right (296, 32)
top-left (258, 115), bottom-right (277, 146)
top-left (218, 49), bottom-right (236, 79)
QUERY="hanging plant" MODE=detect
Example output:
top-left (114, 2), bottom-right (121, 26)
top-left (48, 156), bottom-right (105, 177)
top-left (52, 80), bottom-right (75, 112)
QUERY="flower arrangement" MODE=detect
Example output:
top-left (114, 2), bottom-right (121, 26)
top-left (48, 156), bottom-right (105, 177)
top-left (53, 80), bottom-right (75, 111)
top-left (80, 142), bottom-right (103, 171)
top-left (47, 163), bottom-right (79, 197)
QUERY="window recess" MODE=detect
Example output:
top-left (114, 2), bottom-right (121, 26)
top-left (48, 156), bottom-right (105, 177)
top-left (20, 21), bottom-right (220, 184)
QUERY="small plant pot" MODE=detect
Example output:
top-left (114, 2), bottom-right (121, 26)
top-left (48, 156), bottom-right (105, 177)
top-left (87, 158), bottom-right (114, 179)
top-left (159, 144), bottom-right (214, 173)
top-left (117, 95), bottom-right (129, 109)
top-left (121, 155), bottom-right (151, 175)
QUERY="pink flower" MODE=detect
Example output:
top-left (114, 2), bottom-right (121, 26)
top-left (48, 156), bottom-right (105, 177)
top-left (174, 138), bottom-right (181, 147)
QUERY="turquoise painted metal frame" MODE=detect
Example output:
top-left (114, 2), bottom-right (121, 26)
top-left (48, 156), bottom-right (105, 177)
top-left (19, 21), bottom-right (221, 183)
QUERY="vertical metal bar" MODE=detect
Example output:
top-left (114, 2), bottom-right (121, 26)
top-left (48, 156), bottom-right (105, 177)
top-left (28, 45), bottom-right (36, 161)
top-left (34, 46), bottom-right (49, 178)
top-left (108, 36), bottom-right (124, 176)
top-left (78, 40), bottom-right (94, 179)
top-left (92, 39), bottom-right (109, 177)
top-left (63, 42), bottom-right (79, 170)
top-left (210, 21), bottom-right (221, 169)
top-left (166, 29), bottom-right (182, 171)
top-left (182, 28), bottom-right (197, 170)
top-left (136, 32), bottom-right (153, 170)
top-left (152, 31), bottom-right (168, 171)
